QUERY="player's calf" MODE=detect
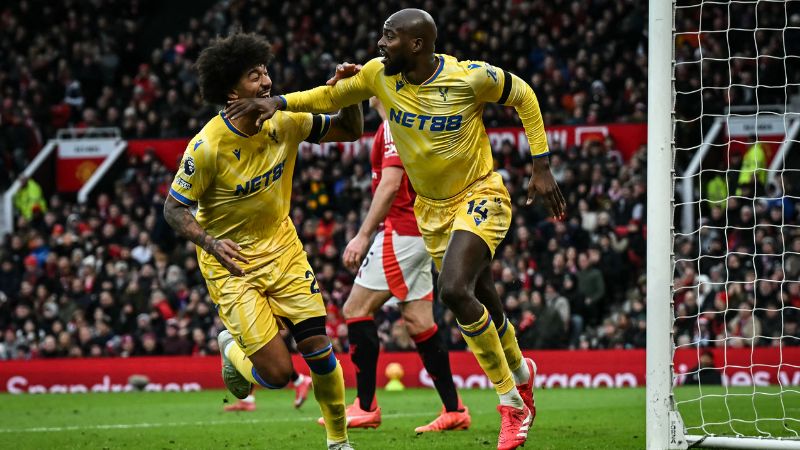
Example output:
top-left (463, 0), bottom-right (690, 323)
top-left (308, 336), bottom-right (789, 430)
top-left (250, 363), bottom-right (293, 389)
top-left (250, 345), bottom-right (295, 389)
top-left (288, 318), bottom-right (349, 447)
top-left (347, 316), bottom-right (380, 411)
top-left (343, 284), bottom-right (391, 412)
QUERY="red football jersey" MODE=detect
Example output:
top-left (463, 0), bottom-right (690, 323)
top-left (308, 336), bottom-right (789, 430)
top-left (370, 120), bottom-right (420, 236)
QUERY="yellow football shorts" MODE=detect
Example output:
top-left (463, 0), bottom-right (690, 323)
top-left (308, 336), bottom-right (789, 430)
top-left (413, 171), bottom-right (512, 269)
top-left (205, 236), bottom-right (325, 356)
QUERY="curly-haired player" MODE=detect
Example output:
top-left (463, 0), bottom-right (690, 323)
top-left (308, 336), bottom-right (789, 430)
top-left (164, 32), bottom-right (363, 450)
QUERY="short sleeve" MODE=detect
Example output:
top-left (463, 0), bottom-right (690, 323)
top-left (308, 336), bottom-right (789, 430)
top-left (169, 136), bottom-right (215, 206)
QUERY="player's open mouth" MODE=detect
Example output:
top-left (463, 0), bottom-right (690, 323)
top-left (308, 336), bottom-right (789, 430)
top-left (379, 49), bottom-right (389, 63)
top-left (258, 90), bottom-right (270, 98)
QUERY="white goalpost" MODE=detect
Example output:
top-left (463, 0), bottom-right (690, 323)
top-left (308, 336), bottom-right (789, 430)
top-left (648, 0), bottom-right (800, 449)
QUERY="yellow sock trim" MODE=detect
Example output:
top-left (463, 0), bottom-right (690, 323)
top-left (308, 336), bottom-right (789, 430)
top-left (458, 307), bottom-right (515, 395)
top-left (311, 360), bottom-right (347, 443)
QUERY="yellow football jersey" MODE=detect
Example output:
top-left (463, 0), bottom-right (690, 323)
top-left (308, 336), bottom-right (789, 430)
top-left (169, 111), bottom-right (330, 278)
top-left (282, 54), bottom-right (549, 200)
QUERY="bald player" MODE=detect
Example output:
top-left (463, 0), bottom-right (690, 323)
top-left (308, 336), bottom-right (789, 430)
top-left (225, 9), bottom-right (565, 450)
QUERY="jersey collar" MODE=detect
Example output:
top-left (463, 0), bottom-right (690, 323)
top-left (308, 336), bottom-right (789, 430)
top-left (220, 111), bottom-right (258, 138)
top-left (399, 55), bottom-right (445, 87)
top-left (420, 55), bottom-right (445, 86)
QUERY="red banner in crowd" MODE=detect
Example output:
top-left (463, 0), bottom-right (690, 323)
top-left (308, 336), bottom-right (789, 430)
top-left (56, 138), bottom-right (120, 192)
top-left (2, 348), bottom-right (798, 394)
top-left (56, 158), bottom-right (104, 192)
top-left (127, 123), bottom-right (647, 172)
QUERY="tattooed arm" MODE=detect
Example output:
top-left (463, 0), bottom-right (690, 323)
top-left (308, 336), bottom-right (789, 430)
top-left (163, 195), bottom-right (248, 276)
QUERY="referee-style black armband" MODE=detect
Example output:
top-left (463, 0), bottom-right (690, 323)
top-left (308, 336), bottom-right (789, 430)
top-left (304, 114), bottom-right (331, 144)
top-left (498, 70), bottom-right (513, 105)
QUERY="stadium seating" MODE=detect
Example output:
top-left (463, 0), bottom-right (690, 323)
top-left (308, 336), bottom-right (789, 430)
top-left (1, 0), bottom-right (794, 361)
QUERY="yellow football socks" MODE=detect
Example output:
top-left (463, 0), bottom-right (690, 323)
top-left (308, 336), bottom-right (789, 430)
top-left (225, 341), bottom-right (260, 385)
top-left (308, 356), bottom-right (347, 443)
top-left (497, 317), bottom-right (525, 380)
top-left (458, 306), bottom-right (516, 395)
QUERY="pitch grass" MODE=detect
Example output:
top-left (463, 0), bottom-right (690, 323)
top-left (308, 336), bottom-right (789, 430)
top-left (1, 387), bottom-right (646, 449)
top-left (3, 386), bottom-right (796, 449)
top-left (675, 385), bottom-right (800, 440)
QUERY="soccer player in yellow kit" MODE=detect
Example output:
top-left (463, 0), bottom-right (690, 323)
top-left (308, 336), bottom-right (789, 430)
top-left (225, 10), bottom-right (566, 450)
top-left (163, 33), bottom-right (362, 450)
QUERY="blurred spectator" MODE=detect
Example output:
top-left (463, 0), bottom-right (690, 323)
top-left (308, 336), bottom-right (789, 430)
top-left (13, 176), bottom-right (47, 220)
top-left (684, 350), bottom-right (723, 386)
top-left (0, 0), bottom-right (648, 183)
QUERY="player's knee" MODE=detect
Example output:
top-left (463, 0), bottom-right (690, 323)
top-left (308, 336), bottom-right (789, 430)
top-left (299, 340), bottom-right (338, 375)
top-left (402, 310), bottom-right (434, 336)
top-left (342, 297), bottom-right (371, 320)
top-left (296, 334), bottom-right (330, 355)
top-left (438, 279), bottom-right (469, 309)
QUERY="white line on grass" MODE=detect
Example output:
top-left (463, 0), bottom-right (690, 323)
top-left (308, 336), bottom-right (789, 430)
top-left (0, 412), bottom-right (434, 434)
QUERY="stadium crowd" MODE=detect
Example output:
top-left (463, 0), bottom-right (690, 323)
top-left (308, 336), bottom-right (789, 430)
top-left (670, 0), bottom-right (800, 350)
top-left (0, 0), bottom-right (647, 186)
top-left (0, 131), bottom-right (653, 360)
top-left (1, 0), bottom-right (797, 361)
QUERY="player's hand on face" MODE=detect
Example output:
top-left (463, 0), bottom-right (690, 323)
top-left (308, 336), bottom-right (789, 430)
top-left (326, 62), bottom-right (363, 86)
top-left (527, 157), bottom-right (567, 220)
top-left (224, 98), bottom-right (279, 124)
top-left (342, 233), bottom-right (369, 271)
top-left (208, 238), bottom-right (249, 277)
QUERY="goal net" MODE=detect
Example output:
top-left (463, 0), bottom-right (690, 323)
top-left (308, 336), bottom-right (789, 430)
top-left (653, 0), bottom-right (800, 448)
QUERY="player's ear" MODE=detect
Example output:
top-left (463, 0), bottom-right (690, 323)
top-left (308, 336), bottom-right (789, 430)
top-left (228, 90), bottom-right (240, 101)
top-left (411, 37), bottom-right (423, 54)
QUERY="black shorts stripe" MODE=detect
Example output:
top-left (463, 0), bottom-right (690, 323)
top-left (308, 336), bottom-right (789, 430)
top-left (305, 114), bottom-right (324, 143)
top-left (498, 70), bottom-right (513, 105)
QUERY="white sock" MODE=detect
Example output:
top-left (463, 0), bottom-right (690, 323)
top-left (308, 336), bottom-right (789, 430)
top-left (293, 373), bottom-right (305, 387)
top-left (224, 341), bottom-right (235, 359)
top-left (512, 360), bottom-right (531, 386)
top-left (498, 386), bottom-right (524, 409)
top-left (242, 394), bottom-right (255, 403)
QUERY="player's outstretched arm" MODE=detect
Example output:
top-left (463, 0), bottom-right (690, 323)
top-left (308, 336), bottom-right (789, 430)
top-left (225, 60), bottom-right (373, 125)
top-left (163, 195), bottom-right (249, 276)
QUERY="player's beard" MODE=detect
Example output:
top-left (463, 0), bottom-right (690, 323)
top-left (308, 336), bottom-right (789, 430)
top-left (382, 54), bottom-right (406, 76)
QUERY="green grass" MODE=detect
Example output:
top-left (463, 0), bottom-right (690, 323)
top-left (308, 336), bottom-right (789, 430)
top-left (4, 387), bottom-right (798, 449)
top-left (675, 386), bottom-right (800, 439)
top-left (4, 386), bottom-right (795, 449)
top-left (0, 388), bottom-right (646, 449)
